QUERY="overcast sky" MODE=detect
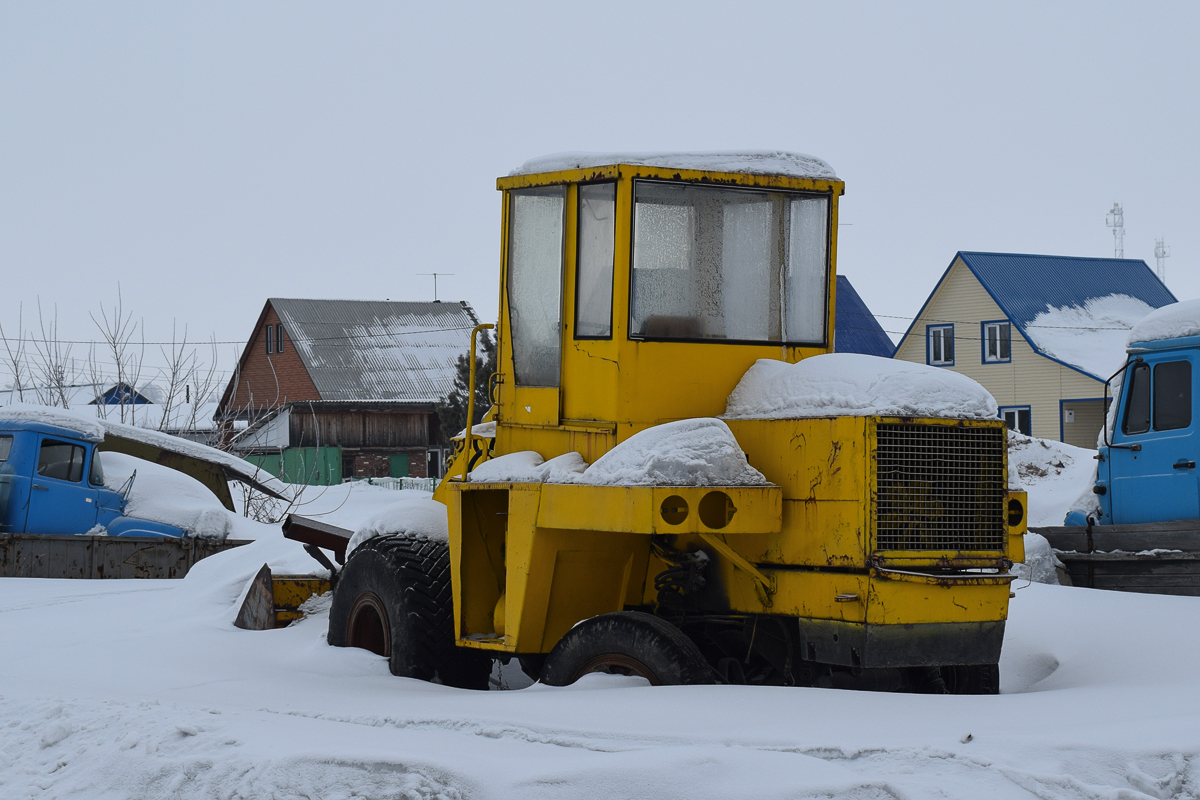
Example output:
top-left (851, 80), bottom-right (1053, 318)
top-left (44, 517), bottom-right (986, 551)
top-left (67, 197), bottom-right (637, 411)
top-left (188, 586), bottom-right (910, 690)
top-left (2, 2), bottom-right (1198, 383)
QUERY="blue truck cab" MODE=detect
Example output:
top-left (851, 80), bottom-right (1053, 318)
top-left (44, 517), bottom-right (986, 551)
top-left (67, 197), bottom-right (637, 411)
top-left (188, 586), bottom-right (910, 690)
top-left (0, 420), bottom-right (187, 538)
top-left (1074, 333), bottom-right (1200, 526)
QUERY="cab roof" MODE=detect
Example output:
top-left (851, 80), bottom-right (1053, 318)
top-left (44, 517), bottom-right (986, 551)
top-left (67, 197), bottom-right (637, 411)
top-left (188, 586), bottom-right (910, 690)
top-left (509, 151), bottom-right (837, 181)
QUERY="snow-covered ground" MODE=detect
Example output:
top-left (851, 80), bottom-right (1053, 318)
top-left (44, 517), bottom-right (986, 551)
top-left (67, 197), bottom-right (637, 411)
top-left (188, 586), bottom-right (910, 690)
top-left (6, 440), bottom-right (1195, 799)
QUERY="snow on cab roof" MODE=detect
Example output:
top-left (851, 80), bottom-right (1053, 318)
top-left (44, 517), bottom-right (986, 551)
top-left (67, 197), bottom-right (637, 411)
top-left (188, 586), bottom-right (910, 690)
top-left (1127, 299), bottom-right (1200, 347)
top-left (510, 151), bottom-right (838, 181)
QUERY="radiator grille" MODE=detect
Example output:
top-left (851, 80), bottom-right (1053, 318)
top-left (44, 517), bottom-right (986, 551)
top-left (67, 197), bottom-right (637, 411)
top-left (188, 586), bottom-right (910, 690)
top-left (875, 423), bottom-right (1006, 551)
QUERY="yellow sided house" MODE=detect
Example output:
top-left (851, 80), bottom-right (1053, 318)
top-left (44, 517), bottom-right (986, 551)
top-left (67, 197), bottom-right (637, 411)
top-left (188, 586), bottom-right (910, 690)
top-left (325, 153), bottom-right (1027, 694)
top-left (893, 252), bottom-right (1176, 448)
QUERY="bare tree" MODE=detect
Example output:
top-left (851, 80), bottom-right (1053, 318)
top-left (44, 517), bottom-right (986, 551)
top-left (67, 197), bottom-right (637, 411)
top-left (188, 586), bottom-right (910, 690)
top-left (156, 321), bottom-right (196, 432)
top-left (29, 300), bottom-right (79, 408)
top-left (90, 288), bottom-right (145, 424)
top-left (0, 303), bottom-right (29, 403)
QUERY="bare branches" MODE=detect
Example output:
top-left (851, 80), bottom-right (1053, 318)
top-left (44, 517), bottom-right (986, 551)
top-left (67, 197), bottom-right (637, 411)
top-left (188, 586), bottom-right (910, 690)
top-left (0, 304), bottom-right (28, 403)
top-left (30, 300), bottom-right (79, 408)
top-left (89, 287), bottom-right (145, 424)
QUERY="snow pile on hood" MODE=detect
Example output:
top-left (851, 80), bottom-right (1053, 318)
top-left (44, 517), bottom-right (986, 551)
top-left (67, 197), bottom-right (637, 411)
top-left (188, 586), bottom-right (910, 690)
top-left (454, 421), bottom-right (496, 439)
top-left (101, 451), bottom-right (234, 539)
top-left (469, 451), bottom-right (588, 483)
top-left (570, 419), bottom-right (766, 487)
top-left (346, 496), bottom-right (450, 555)
top-left (723, 354), bottom-right (997, 420)
top-left (1127, 299), bottom-right (1200, 346)
top-left (1025, 294), bottom-right (1155, 379)
top-left (511, 151), bottom-right (837, 180)
top-left (0, 403), bottom-right (106, 441)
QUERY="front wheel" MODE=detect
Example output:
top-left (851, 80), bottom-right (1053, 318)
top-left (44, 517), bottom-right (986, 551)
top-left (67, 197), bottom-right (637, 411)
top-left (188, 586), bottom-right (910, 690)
top-left (539, 611), bottom-right (717, 687)
top-left (327, 534), bottom-right (490, 689)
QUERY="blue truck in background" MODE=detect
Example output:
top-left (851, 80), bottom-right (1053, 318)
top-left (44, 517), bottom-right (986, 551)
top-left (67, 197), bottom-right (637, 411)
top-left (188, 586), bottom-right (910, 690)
top-left (1036, 303), bottom-right (1200, 594)
top-left (0, 418), bottom-right (190, 539)
top-left (0, 408), bottom-right (284, 579)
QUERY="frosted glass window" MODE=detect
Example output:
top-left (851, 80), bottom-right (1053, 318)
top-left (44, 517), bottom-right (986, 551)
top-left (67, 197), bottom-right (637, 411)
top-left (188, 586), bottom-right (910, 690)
top-left (508, 187), bottom-right (565, 387)
top-left (785, 196), bottom-right (830, 342)
top-left (630, 181), bottom-right (827, 344)
top-left (575, 183), bottom-right (616, 338)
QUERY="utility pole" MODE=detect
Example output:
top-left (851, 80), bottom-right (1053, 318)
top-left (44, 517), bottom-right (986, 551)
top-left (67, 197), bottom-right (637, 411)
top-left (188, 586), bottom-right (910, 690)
top-left (417, 273), bottom-right (455, 302)
top-left (1106, 202), bottom-right (1125, 258)
top-left (1155, 238), bottom-right (1171, 282)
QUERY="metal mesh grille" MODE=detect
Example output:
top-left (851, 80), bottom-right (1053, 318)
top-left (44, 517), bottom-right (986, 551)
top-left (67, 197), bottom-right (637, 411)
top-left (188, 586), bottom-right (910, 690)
top-left (875, 423), bottom-right (1006, 551)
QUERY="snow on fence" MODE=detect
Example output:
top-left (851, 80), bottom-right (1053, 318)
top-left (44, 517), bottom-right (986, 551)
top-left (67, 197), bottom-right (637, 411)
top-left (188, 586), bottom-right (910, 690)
top-left (345, 476), bottom-right (438, 493)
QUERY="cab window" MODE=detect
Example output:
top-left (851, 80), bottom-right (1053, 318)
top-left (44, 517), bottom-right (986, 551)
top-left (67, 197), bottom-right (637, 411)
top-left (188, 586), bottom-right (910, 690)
top-left (0, 435), bottom-right (11, 463)
top-left (1154, 360), bottom-right (1192, 431)
top-left (37, 439), bottom-right (86, 482)
top-left (1122, 363), bottom-right (1151, 435)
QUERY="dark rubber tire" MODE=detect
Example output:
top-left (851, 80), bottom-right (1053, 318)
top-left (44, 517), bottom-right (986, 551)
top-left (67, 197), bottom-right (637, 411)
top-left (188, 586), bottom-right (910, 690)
top-left (539, 611), bottom-right (717, 687)
top-left (327, 534), bottom-right (491, 689)
top-left (942, 663), bottom-right (1000, 695)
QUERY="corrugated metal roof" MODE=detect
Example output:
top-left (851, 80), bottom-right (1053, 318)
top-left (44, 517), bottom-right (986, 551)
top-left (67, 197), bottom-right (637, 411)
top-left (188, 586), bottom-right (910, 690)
top-left (958, 251), bottom-right (1177, 331)
top-left (834, 276), bottom-right (895, 358)
top-left (270, 299), bottom-right (479, 403)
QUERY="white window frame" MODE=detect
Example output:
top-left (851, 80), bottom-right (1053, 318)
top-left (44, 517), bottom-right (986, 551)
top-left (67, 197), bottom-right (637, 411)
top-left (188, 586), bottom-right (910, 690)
top-left (927, 324), bottom-right (954, 366)
top-left (982, 320), bottom-right (1011, 364)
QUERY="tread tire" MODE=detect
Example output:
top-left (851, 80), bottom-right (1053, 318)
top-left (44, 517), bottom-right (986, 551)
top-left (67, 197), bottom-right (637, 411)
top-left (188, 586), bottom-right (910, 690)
top-left (328, 534), bottom-right (490, 689)
top-left (539, 611), bottom-right (717, 687)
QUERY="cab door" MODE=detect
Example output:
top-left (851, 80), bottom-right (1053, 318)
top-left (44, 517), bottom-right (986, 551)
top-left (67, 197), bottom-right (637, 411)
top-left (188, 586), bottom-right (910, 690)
top-left (27, 436), bottom-right (99, 535)
top-left (1109, 354), bottom-right (1199, 524)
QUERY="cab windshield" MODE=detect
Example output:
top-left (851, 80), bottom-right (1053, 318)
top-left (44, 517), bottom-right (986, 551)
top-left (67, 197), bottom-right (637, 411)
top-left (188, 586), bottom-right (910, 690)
top-left (630, 180), bottom-right (830, 344)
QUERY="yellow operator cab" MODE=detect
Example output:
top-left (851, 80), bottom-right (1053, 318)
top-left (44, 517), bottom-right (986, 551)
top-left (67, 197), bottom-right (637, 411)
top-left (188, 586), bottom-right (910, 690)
top-left (329, 151), bottom-right (1027, 693)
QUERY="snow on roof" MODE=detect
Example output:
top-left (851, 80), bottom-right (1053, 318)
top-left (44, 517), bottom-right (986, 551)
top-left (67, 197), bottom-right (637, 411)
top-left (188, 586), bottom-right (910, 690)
top-left (0, 403), bottom-right (106, 441)
top-left (1127, 299), bottom-right (1200, 347)
top-left (723, 353), bottom-right (998, 420)
top-left (1024, 294), bottom-right (1156, 380)
top-left (270, 298), bottom-right (479, 403)
top-left (510, 151), bottom-right (837, 181)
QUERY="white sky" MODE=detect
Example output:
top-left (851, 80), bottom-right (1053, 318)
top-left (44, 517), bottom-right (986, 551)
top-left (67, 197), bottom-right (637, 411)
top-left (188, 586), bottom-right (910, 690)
top-left (2, 2), bottom-right (1198, 382)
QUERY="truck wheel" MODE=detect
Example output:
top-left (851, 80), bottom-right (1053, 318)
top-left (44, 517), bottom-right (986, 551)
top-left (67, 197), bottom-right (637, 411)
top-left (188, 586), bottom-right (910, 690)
top-left (539, 611), bottom-right (717, 687)
top-left (941, 664), bottom-right (1000, 695)
top-left (327, 534), bottom-right (490, 689)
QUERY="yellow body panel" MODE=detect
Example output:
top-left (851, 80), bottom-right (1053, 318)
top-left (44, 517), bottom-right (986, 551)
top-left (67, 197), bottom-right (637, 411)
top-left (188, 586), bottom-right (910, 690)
top-left (435, 161), bottom-right (1022, 668)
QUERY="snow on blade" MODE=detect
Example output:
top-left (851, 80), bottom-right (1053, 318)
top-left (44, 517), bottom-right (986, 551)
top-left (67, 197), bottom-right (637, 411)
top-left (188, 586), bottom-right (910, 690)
top-left (346, 495), bottom-right (450, 554)
top-left (511, 150), bottom-right (837, 180)
top-left (1024, 294), bottom-right (1155, 379)
top-left (101, 451), bottom-right (234, 539)
top-left (1127, 298), bottom-right (1200, 346)
top-left (723, 353), bottom-right (997, 420)
top-left (569, 419), bottom-right (766, 487)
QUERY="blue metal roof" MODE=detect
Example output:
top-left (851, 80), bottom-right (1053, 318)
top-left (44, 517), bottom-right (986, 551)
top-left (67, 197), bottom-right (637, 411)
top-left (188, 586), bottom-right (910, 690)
top-left (834, 275), bottom-right (895, 358)
top-left (957, 251), bottom-right (1177, 331)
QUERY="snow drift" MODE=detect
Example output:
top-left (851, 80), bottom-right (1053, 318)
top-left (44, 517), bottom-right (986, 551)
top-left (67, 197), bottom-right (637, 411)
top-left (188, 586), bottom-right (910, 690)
top-left (723, 353), bottom-right (998, 420)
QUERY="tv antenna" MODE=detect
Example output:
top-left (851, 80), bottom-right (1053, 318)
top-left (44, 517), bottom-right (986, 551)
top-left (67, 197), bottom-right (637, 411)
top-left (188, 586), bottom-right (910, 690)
top-left (1106, 202), bottom-right (1125, 258)
top-left (1155, 237), bottom-right (1171, 282)
top-left (417, 273), bottom-right (455, 301)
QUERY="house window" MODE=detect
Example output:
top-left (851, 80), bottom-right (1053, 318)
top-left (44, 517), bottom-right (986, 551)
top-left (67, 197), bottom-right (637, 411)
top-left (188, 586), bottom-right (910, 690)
top-left (265, 324), bottom-right (275, 354)
top-left (928, 324), bottom-right (954, 366)
top-left (982, 321), bottom-right (1011, 363)
top-left (1000, 406), bottom-right (1031, 436)
top-left (276, 324), bottom-right (284, 353)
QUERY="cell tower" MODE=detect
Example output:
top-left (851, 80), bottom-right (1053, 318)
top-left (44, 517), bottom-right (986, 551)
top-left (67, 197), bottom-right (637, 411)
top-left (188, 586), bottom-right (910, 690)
top-left (1155, 237), bottom-right (1171, 282)
top-left (1106, 202), bottom-right (1124, 258)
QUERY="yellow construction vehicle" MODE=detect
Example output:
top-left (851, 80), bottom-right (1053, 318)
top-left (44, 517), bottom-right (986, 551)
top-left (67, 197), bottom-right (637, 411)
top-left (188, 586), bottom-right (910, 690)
top-left (327, 152), bottom-right (1027, 693)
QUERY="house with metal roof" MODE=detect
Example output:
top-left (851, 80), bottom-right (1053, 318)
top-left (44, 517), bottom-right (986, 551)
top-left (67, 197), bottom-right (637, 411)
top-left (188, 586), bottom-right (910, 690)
top-left (893, 252), bottom-right (1177, 447)
top-left (215, 298), bottom-right (479, 483)
top-left (834, 276), bottom-right (894, 358)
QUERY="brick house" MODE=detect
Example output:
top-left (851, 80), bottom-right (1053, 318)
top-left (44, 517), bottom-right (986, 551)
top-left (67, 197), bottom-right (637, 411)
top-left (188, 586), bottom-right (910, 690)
top-left (216, 298), bottom-right (479, 483)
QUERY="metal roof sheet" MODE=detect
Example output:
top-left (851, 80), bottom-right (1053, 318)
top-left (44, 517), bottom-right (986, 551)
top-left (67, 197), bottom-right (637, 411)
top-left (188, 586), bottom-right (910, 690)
top-left (957, 251), bottom-right (1177, 331)
top-left (270, 299), bottom-right (479, 403)
top-left (834, 276), bottom-right (895, 358)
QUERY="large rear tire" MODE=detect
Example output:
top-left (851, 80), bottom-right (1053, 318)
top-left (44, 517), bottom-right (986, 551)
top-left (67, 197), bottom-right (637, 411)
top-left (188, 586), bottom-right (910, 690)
top-left (327, 534), bottom-right (490, 689)
top-left (539, 611), bottom-right (717, 687)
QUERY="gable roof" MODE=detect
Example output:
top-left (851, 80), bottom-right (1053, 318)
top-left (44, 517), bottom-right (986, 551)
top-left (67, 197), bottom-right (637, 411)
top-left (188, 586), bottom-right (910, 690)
top-left (834, 275), bottom-right (894, 358)
top-left (900, 251), bottom-right (1177, 380)
top-left (270, 299), bottom-right (479, 403)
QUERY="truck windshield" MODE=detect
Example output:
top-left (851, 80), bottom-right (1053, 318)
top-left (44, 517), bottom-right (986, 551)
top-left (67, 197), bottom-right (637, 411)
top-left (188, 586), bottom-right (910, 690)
top-left (630, 181), bottom-right (829, 344)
